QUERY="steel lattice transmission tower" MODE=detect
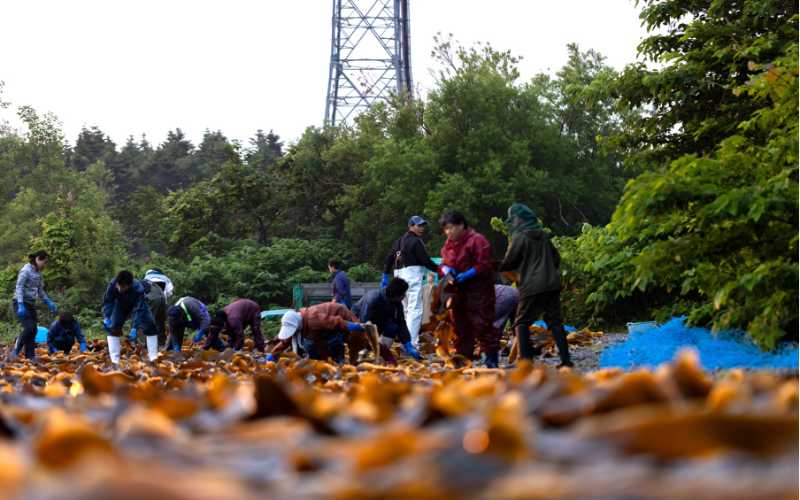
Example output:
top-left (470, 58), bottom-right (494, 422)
top-left (324, 0), bottom-right (413, 126)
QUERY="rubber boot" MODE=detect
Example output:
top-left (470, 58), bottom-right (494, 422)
top-left (551, 324), bottom-right (573, 368)
top-left (482, 350), bottom-right (499, 369)
top-left (515, 324), bottom-right (534, 360)
top-left (146, 335), bottom-right (159, 362)
top-left (107, 335), bottom-right (121, 365)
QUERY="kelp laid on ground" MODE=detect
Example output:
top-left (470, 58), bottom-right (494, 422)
top-left (0, 342), bottom-right (796, 499)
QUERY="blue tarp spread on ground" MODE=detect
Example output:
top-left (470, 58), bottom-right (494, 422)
top-left (600, 316), bottom-right (799, 370)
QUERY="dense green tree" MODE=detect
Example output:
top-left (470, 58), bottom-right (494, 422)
top-left (146, 129), bottom-right (195, 192)
top-left (615, 0), bottom-right (799, 165)
top-left (571, 0), bottom-right (798, 347)
top-left (246, 129), bottom-right (283, 171)
top-left (68, 126), bottom-right (117, 172)
top-left (272, 127), bottom-right (364, 241)
top-left (110, 135), bottom-right (154, 198)
top-left (161, 161), bottom-right (277, 256)
top-left (194, 130), bottom-right (240, 179)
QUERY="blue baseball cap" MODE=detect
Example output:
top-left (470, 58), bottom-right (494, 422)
top-left (408, 215), bottom-right (428, 226)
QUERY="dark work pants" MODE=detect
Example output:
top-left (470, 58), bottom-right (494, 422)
top-left (51, 338), bottom-right (75, 354)
top-left (168, 325), bottom-right (186, 351)
top-left (108, 303), bottom-right (157, 337)
top-left (303, 332), bottom-right (345, 363)
top-left (227, 318), bottom-right (266, 352)
top-left (513, 289), bottom-right (571, 364)
top-left (202, 329), bottom-right (226, 351)
top-left (12, 300), bottom-right (37, 360)
top-left (451, 278), bottom-right (497, 357)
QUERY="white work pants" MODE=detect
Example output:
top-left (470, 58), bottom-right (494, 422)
top-left (394, 265), bottom-right (426, 346)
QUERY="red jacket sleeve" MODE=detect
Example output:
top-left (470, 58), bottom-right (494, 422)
top-left (469, 233), bottom-right (494, 276)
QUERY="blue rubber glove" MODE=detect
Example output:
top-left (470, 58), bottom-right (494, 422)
top-left (49, 346), bottom-right (56, 354)
top-left (455, 267), bottom-right (478, 283)
top-left (193, 329), bottom-right (206, 343)
top-left (440, 265), bottom-right (454, 276)
top-left (102, 317), bottom-right (113, 334)
top-left (79, 341), bottom-right (87, 353)
top-left (403, 341), bottom-right (422, 361)
top-left (128, 328), bottom-right (137, 342)
top-left (16, 302), bottom-right (26, 319)
top-left (347, 322), bottom-right (364, 332)
top-left (381, 274), bottom-right (390, 288)
top-left (265, 353), bottom-right (276, 362)
top-left (43, 298), bottom-right (58, 313)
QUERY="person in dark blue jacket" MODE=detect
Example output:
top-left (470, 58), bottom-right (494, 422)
top-left (47, 312), bottom-right (87, 354)
top-left (167, 296), bottom-right (211, 351)
top-left (328, 260), bottom-right (352, 309)
top-left (353, 278), bottom-right (422, 360)
top-left (102, 270), bottom-right (159, 364)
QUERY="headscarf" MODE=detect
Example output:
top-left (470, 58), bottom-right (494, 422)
top-left (504, 203), bottom-right (542, 235)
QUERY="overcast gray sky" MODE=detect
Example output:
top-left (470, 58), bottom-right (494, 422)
top-left (0, 0), bottom-right (646, 147)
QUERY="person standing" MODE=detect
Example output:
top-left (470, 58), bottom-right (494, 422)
top-left (382, 215), bottom-right (440, 347)
top-left (498, 203), bottom-right (572, 368)
top-left (439, 211), bottom-right (499, 368)
top-left (328, 260), bottom-right (352, 309)
top-left (11, 250), bottom-right (57, 361)
top-left (102, 270), bottom-right (159, 364)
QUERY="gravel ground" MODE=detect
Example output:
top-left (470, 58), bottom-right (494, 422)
top-left (521, 331), bottom-right (629, 372)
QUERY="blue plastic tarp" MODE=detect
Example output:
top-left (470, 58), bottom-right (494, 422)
top-left (260, 309), bottom-right (293, 320)
top-left (600, 316), bottom-right (799, 370)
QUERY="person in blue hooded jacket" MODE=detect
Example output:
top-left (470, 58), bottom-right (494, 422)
top-left (353, 277), bottom-right (422, 361)
top-left (102, 270), bottom-right (159, 364)
top-left (47, 312), bottom-right (87, 355)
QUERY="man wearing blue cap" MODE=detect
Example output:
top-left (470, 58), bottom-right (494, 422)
top-left (382, 215), bottom-right (440, 347)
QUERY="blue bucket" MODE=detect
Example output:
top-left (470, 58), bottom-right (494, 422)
top-left (35, 325), bottom-right (48, 343)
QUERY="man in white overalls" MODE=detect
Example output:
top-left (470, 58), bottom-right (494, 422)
top-left (382, 216), bottom-right (440, 347)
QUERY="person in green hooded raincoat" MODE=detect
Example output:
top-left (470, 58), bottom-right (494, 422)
top-left (498, 203), bottom-right (573, 367)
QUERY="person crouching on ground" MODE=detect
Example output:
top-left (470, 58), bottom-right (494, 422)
top-left (205, 298), bottom-right (266, 352)
top-left (47, 312), bottom-right (87, 355)
top-left (267, 302), bottom-right (365, 364)
top-left (493, 283), bottom-right (519, 352)
top-left (166, 296), bottom-right (211, 351)
top-left (354, 277), bottom-right (422, 363)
